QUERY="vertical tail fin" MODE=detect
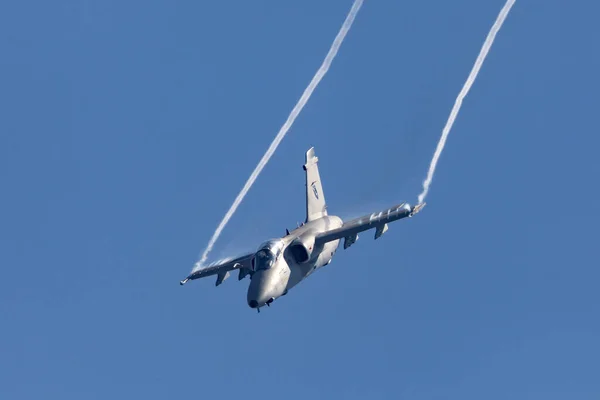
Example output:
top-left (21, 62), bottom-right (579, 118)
top-left (303, 147), bottom-right (327, 222)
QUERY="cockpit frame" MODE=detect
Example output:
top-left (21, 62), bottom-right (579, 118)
top-left (252, 239), bottom-right (285, 271)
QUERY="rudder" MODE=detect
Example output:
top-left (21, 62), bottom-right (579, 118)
top-left (303, 147), bottom-right (327, 222)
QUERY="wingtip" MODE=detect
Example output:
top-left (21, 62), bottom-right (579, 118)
top-left (410, 202), bottom-right (426, 216)
top-left (305, 146), bottom-right (315, 160)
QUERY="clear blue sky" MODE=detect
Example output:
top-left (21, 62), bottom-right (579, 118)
top-left (1, 0), bottom-right (599, 398)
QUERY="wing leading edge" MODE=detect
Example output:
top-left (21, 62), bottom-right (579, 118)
top-left (180, 252), bottom-right (254, 286)
top-left (315, 202), bottom-right (425, 249)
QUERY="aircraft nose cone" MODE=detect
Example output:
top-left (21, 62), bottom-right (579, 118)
top-left (247, 270), bottom-right (264, 307)
top-left (247, 292), bottom-right (269, 308)
top-left (246, 269), bottom-right (283, 309)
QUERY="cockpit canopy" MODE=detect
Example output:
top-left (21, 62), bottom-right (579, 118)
top-left (253, 239), bottom-right (285, 271)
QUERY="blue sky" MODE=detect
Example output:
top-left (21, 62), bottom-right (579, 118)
top-left (1, 0), bottom-right (599, 398)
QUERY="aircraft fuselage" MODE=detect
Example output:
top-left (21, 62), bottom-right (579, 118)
top-left (247, 215), bottom-right (342, 309)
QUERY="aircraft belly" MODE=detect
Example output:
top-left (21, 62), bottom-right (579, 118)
top-left (276, 258), bottom-right (291, 292)
top-left (315, 240), bottom-right (339, 269)
top-left (285, 260), bottom-right (311, 290)
top-left (282, 216), bottom-right (342, 294)
top-left (284, 239), bottom-right (339, 292)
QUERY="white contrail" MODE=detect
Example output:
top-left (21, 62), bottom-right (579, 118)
top-left (417, 0), bottom-right (516, 205)
top-left (195, 0), bottom-right (364, 270)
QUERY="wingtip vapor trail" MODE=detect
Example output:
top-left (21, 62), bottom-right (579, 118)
top-left (417, 0), bottom-right (516, 206)
top-left (194, 0), bottom-right (364, 270)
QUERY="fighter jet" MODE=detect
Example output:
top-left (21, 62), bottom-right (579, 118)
top-left (180, 147), bottom-right (425, 312)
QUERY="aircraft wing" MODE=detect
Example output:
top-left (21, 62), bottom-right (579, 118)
top-left (180, 252), bottom-right (254, 286)
top-left (315, 202), bottom-right (425, 249)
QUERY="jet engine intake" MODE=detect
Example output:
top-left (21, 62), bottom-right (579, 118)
top-left (288, 233), bottom-right (316, 264)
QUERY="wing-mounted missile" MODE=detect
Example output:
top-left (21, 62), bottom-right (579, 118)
top-left (215, 270), bottom-right (230, 286)
top-left (343, 233), bottom-right (358, 249)
top-left (374, 223), bottom-right (389, 240)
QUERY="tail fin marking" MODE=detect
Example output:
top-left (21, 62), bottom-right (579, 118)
top-left (303, 147), bottom-right (327, 222)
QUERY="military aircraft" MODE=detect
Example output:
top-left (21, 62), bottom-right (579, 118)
top-left (180, 147), bottom-right (425, 312)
